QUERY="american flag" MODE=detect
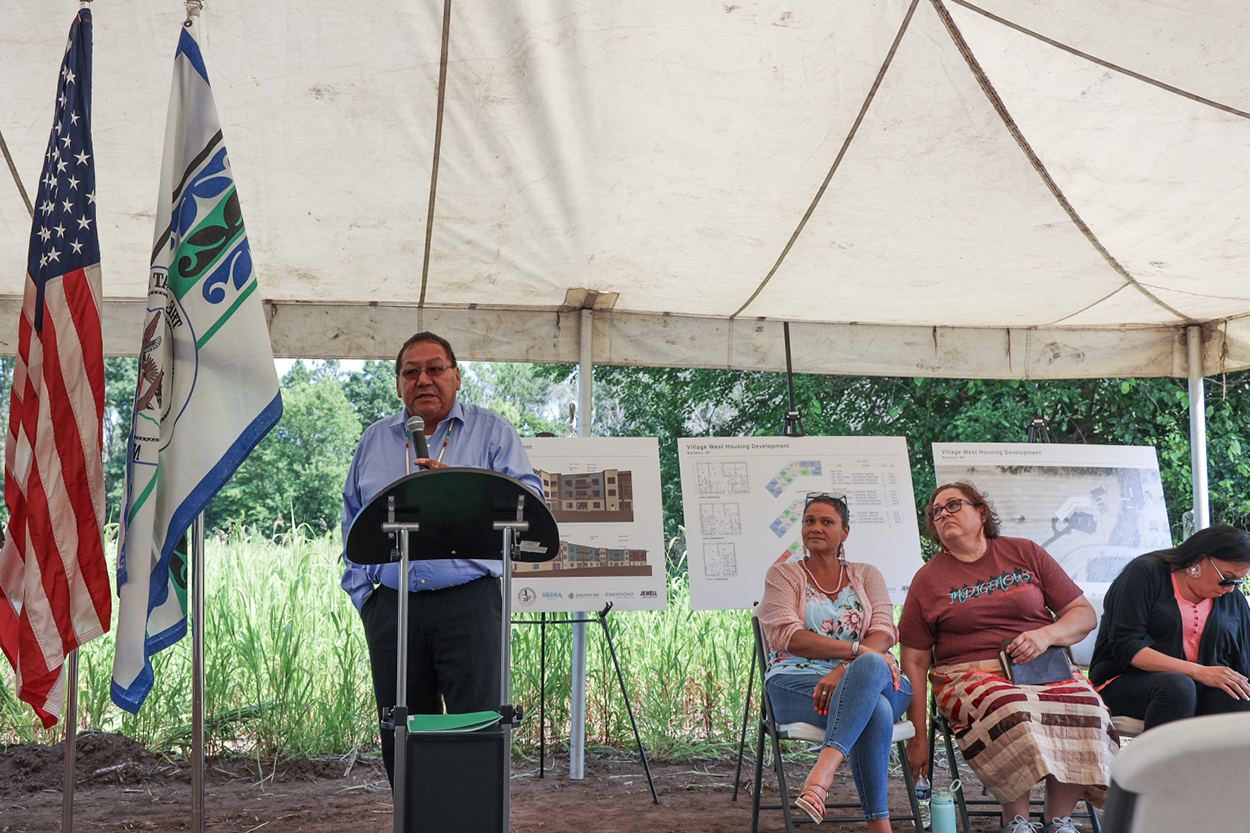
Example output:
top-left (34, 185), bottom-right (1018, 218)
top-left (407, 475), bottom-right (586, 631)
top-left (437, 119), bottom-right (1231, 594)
top-left (0, 9), bottom-right (111, 728)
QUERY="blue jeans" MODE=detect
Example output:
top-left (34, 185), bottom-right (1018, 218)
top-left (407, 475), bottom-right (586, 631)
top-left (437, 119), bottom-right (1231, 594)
top-left (766, 652), bottom-right (913, 820)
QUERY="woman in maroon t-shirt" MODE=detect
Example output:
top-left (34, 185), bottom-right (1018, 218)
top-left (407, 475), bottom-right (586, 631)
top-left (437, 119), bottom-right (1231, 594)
top-left (898, 483), bottom-right (1117, 833)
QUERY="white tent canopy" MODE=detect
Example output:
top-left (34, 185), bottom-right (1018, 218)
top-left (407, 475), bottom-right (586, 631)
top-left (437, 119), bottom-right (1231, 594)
top-left (4, 0), bottom-right (1250, 378)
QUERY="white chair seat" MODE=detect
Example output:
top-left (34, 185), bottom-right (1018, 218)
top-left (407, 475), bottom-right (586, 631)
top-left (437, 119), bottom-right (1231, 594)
top-left (1111, 715), bottom-right (1145, 738)
top-left (777, 719), bottom-right (916, 744)
top-left (1104, 712), bottom-right (1250, 832)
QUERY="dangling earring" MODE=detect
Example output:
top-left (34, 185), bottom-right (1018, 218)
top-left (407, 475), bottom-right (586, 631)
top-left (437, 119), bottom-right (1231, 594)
top-left (1186, 563), bottom-right (1203, 578)
top-left (838, 542), bottom-right (846, 563)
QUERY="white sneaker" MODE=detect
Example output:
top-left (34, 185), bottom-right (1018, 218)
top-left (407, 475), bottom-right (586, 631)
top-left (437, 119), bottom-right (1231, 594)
top-left (1001, 816), bottom-right (1042, 833)
top-left (1043, 818), bottom-right (1080, 833)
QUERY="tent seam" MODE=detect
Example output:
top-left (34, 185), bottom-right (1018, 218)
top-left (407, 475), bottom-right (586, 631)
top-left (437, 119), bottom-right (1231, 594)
top-left (1047, 284), bottom-right (1132, 326)
top-left (930, 0), bottom-right (1193, 324)
top-left (418, 0), bottom-right (454, 332)
top-left (729, 0), bottom-right (922, 320)
top-left (949, 0), bottom-right (1250, 122)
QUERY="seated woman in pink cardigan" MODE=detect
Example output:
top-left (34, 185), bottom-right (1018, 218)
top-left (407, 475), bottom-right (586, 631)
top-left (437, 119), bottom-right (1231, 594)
top-left (758, 494), bottom-right (911, 831)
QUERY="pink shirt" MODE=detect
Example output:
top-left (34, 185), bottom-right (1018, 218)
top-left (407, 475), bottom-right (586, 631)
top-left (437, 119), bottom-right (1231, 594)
top-left (758, 560), bottom-right (897, 658)
top-left (1171, 572), bottom-right (1212, 664)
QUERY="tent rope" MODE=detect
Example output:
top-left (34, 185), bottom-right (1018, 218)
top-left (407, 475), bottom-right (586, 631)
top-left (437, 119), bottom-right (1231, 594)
top-left (0, 127), bottom-right (34, 219)
top-left (418, 0), bottom-right (454, 332)
top-left (730, 0), bottom-right (921, 320)
top-left (949, 0), bottom-right (1250, 123)
top-left (931, 0), bottom-right (1192, 323)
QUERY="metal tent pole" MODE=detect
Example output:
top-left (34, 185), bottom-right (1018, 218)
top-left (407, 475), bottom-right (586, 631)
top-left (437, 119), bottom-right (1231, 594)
top-left (1188, 325), bottom-right (1210, 531)
top-left (192, 513), bottom-right (206, 833)
top-left (569, 308), bottom-right (593, 780)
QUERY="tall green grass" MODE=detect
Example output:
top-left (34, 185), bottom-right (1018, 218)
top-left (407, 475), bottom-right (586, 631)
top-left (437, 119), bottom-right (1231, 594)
top-left (1, 531), bottom-right (754, 761)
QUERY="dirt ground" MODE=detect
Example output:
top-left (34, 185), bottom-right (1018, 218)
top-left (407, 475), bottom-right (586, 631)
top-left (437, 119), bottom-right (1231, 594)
top-left (1, 733), bottom-right (1058, 832)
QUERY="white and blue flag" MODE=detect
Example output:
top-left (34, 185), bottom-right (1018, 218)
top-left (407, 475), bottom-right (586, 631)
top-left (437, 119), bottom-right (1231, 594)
top-left (111, 19), bottom-right (282, 713)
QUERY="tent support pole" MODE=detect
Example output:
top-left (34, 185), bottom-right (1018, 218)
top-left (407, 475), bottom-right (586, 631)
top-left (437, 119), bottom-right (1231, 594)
top-left (1188, 324), bottom-right (1209, 532)
top-left (569, 308), bottom-right (592, 780)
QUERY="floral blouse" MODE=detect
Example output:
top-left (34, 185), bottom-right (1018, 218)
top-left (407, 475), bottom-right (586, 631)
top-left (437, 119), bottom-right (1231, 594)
top-left (765, 581), bottom-right (864, 681)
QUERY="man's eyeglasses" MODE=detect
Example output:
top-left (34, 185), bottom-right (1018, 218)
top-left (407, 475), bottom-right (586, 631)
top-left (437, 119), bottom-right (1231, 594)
top-left (930, 498), bottom-right (981, 520)
top-left (400, 364), bottom-right (455, 381)
top-left (1207, 557), bottom-right (1249, 588)
top-left (805, 491), bottom-right (848, 508)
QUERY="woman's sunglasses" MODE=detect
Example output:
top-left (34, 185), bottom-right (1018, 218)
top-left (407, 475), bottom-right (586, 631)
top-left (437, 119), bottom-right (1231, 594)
top-left (1207, 557), bottom-right (1249, 588)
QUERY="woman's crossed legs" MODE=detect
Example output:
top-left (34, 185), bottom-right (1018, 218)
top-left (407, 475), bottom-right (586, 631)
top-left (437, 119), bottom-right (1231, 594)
top-left (766, 653), bottom-right (911, 829)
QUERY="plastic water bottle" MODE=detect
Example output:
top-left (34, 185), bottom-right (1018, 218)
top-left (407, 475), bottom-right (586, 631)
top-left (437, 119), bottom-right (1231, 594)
top-left (931, 780), bottom-right (961, 833)
top-left (914, 775), bottom-right (931, 829)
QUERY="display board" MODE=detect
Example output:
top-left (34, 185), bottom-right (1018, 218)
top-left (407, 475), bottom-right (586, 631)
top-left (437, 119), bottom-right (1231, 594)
top-left (679, 437), bottom-right (923, 610)
top-left (933, 443), bottom-right (1172, 595)
top-left (513, 437), bottom-right (667, 612)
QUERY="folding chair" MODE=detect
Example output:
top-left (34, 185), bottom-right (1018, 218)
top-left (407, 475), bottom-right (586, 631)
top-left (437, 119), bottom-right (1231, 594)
top-left (750, 615), bottom-right (925, 831)
top-left (1102, 712), bottom-right (1250, 833)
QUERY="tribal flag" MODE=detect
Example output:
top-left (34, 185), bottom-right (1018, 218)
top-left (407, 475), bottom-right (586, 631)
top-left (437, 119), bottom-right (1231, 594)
top-left (0, 9), bottom-right (111, 728)
top-left (111, 19), bottom-right (282, 713)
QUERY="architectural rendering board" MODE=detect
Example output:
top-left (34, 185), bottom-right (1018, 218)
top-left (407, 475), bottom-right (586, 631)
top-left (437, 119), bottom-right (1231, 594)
top-left (515, 437), bottom-right (667, 612)
top-left (933, 443), bottom-right (1172, 595)
top-left (679, 436), bottom-right (923, 610)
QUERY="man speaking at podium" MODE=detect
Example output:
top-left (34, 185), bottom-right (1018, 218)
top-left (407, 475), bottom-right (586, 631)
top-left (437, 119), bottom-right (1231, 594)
top-left (341, 331), bottom-right (543, 785)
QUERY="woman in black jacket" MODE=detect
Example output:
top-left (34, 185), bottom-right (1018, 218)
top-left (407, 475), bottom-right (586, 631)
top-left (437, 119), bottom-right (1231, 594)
top-left (1090, 525), bottom-right (1250, 729)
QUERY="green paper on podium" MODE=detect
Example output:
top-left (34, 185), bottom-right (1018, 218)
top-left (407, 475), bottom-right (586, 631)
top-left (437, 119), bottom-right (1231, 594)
top-left (407, 711), bottom-right (502, 734)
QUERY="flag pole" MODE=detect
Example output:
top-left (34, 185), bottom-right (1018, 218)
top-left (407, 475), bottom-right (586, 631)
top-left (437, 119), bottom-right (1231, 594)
top-left (192, 513), bottom-right (206, 833)
top-left (62, 650), bottom-right (78, 833)
top-left (62, 6), bottom-right (91, 823)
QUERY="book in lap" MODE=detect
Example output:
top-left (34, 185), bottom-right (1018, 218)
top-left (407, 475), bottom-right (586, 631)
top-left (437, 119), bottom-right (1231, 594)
top-left (998, 639), bottom-right (1074, 686)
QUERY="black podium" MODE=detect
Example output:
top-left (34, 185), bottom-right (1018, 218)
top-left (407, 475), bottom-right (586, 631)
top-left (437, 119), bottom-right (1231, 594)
top-left (345, 467), bottom-right (559, 833)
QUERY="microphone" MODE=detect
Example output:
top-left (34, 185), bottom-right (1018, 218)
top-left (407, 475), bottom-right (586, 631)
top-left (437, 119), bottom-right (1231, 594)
top-left (405, 415), bottom-right (430, 467)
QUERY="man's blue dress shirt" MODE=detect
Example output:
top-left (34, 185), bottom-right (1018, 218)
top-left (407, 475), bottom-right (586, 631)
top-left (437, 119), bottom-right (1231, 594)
top-left (340, 401), bottom-right (544, 612)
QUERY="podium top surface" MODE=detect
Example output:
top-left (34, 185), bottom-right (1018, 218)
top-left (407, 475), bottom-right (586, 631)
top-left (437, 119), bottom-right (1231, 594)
top-left (344, 467), bottom-right (559, 566)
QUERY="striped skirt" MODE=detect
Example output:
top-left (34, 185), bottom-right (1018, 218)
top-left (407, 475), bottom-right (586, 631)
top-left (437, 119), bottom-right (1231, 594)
top-left (931, 662), bottom-right (1119, 807)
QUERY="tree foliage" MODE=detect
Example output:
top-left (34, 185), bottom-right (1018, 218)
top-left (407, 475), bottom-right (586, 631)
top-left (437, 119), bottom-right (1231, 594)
top-left (459, 361), bottom-right (572, 437)
top-left (4, 351), bottom-right (1247, 553)
top-left (535, 366), bottom-right (1250, 554)
top-left (209, 365), bottom-right (362, 534)
top-left (341, 360), bottom-right (400, 428)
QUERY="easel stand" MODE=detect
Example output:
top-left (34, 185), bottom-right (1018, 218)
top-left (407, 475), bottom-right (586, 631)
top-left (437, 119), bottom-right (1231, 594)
top-left (514, 602), bottom-right (660, 804)
top-left (731, 612), bottom-right (757, 802)
top-left (345, 468), bottom-right (559, 833)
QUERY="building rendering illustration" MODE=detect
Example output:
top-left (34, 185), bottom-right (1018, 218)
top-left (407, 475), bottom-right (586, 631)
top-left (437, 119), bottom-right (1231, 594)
top-left (536, 468), bottom-right (635, 523)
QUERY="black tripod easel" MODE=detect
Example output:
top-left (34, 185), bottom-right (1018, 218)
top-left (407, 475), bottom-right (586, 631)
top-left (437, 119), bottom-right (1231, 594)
top-left (1026, 415), bottom-right (1052, 444)
top-left (514, 601), bottom-right (660, 803)
top-left (781, 321), bottom-right (806, 438)
top-left (732, 320), bottom-right (807, 801)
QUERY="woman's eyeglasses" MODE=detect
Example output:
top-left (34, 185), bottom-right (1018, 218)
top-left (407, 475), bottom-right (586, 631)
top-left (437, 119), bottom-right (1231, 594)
top-left (1207, 557), bottom-right (1249, 587)
top-left (930, 498), bottom-right (981, 520)
top-left (805, 491), bottom-right (848, 508)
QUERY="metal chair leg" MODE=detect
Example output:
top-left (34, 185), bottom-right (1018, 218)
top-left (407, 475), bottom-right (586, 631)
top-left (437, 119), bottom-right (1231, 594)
top-left (935, 709), bottom-right (973, 833)
top-left (768, 719), bottom-right (798, 833)
top-left (751, 714), bottom-right (767, 833)
top-left (897, 739), bottom-right (925, 832)
top-left (1087, 796), bottom-right (1102, 833)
